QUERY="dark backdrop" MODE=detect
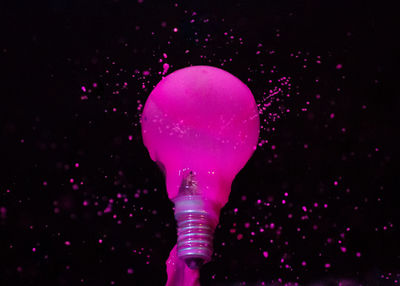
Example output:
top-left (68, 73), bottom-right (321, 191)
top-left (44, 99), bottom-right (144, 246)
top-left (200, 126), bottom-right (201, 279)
top-left (1, 0), bottom-right (398, 285)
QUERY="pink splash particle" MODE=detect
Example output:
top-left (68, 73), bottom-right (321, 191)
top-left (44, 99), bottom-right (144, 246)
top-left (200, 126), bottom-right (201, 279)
top-left (302, 261), bottom-right (307, 266)
top-left (98, 239), bottom-right (103, 244)
top-left (127, 268), bottom-right (134, 274)
top-left (162, 63), bottom-right (170, 75)
top-left (325, 263), bottom-right (331, 268)
top-left (336, 64), bottom-right (343, 70)
top-left (173, 27), bottom-right (178, 32)
top-left (334, 181), bottom-right (338, 186)
top-left (356, 252), bottom-right (361, 257)
top-left (263, 251), bottom-right (269, 258)
top-left (128, 135), bottom-right (133, 141)
top-left (75, 163), bottom-right (79, 168)
top-left (64, 241), bottom-right (71, 246)
top-left (81, 86), bottom-right (86, 92)
top-left (340, 246), bottom-right (347, 253)
top-left (32, 247), bottom-right (36, 252)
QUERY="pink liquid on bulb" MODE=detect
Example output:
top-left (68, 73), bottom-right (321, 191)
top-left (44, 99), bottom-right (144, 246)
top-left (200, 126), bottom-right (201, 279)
top-left (142, 65), bottom-right (259, 207)
top-left (141, 65), bottom-right (260, 285)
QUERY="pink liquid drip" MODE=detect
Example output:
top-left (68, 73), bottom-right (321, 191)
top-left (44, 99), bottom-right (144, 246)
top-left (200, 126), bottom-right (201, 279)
top-left (166, 244), bottom-right (200, 286)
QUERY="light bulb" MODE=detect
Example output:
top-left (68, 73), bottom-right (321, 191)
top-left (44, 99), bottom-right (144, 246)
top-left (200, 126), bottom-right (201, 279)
top-left (141, 65), bottom-right (259, 270)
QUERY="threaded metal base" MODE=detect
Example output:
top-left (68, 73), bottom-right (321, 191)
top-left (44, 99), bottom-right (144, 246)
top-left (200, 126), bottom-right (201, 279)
top-left (173, 195), bottom-right (218, 269)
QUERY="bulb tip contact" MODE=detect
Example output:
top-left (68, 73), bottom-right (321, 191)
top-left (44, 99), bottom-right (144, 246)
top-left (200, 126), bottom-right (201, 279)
top-left (185, 257), bottom-right (205, 270)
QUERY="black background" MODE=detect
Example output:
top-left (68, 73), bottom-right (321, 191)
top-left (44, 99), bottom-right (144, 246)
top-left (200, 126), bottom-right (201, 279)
top-left (1, 0), bottom-right (399, 285)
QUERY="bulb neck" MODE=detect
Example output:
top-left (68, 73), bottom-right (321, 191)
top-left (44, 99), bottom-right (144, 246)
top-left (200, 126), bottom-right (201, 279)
top-left (173, 195), bottom-right (220, 270)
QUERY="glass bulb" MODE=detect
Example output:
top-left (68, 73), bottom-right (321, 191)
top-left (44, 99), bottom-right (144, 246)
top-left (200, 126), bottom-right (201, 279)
top-left (142, 65), bottom-right (259, 269)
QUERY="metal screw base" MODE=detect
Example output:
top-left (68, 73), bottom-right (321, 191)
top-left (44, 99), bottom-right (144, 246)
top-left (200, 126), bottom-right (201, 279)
top-left (173, 195), bottom-right (218, 270)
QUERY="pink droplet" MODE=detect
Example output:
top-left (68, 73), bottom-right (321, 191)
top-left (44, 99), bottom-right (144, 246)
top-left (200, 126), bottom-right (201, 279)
top-left (162, 63), bottom-right (170, 75)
